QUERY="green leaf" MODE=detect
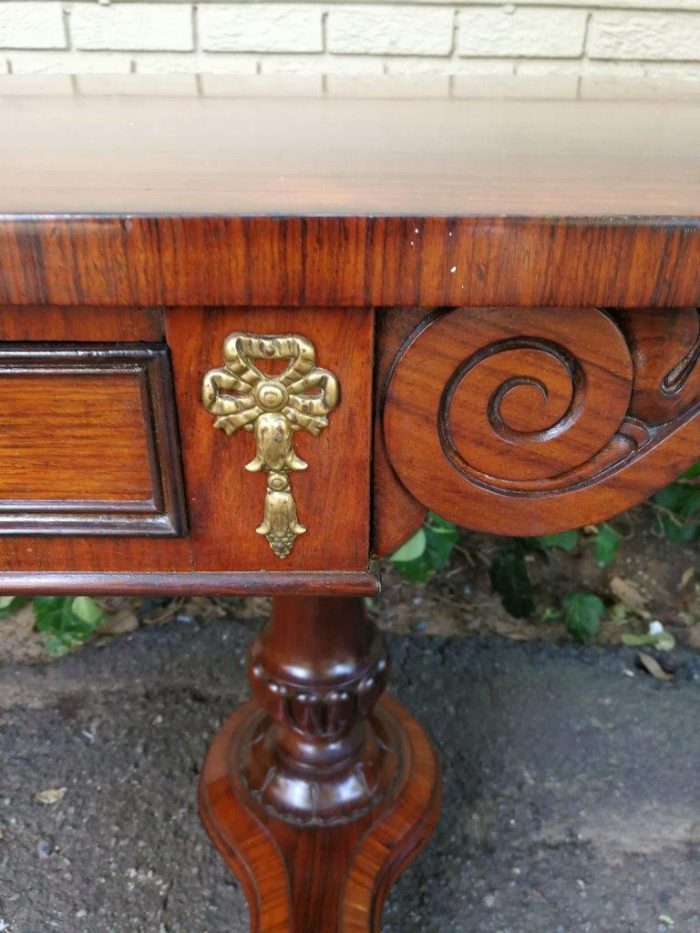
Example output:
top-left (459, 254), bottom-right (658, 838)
top-left (621, 632), bottom-right (657, 647)
top-left (655, 632), bottom-right (676, 652)
top-left (653, 478), bottom-right (700, 541)
top-left (33, 596), bottom-right (104, 656)
top-left (424, 514), bottom-right (459, 571)
top-left (541, 607), bottom-right (561, 622)
top-left (392, 553), bottom-right (433, 583)
top-left (655, 482), bottom-right (700, 519)
top-left (71, 596), bottom-right (103, 627)
top-left (595, 524), bottom-right (621, 568)
top-left (680, 488), bottom-right (700, 519)
top-left (0, 596), bottom-right (29, 620)
top-left (389, 515), bottom-right (459, 583)
top-left (621, 631), bottom-right (676, 651)
top-left (654, 483), bottom-right (688, 512)
top-left (390, 528), bottom-right (427, 564)
top-left (681, 461), bottom-right (700, 480)
top-left (658, 512), bottom-right (700, 543)
top-left (563, 592), bottom-right (605, 643)
top-left (534, 530), bottom-right (580, 552)
top-left (490, 545), bottom-right (535, 618)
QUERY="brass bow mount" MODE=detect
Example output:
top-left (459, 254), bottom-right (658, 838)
top-left (202, 333), bottom-right (339, 558)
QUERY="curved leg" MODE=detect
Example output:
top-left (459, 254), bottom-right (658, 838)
top-left (199, 595), bottom-right (441, 932)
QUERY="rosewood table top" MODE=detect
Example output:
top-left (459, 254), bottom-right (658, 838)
top-left (1, 76), bottom-right (698, 932)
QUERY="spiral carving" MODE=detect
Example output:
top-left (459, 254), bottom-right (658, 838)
top-left (383, 306), bottom-right (700, 536)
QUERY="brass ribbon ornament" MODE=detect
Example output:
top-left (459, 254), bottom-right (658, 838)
top-left (202, 333), bottom-right (339, 558)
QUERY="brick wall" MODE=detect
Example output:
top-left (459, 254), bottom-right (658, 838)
top-left (0, 1), bottom-right (698, 84)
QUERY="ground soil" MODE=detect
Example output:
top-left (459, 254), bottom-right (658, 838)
top-left (3, 615), bottom-right (700, 932)
top-left (0, 503), bottom-right (697, 667)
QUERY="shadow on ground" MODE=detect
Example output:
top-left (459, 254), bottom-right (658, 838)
top-left (1, 615), bottom-right (700, 933)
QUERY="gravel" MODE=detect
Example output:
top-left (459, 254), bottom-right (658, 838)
top-left (1, 614), bottom-right (700, 932)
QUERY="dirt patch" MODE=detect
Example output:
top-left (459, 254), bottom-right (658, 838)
top-left (376, 504), bottom-right (699, 648)
top-left (0, 505), bottom-right (697, 667)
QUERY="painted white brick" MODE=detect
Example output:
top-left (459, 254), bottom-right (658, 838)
top-left (76, 74), bottom-right (198, 95)
top-left (201, 73), bottom-right (323, 96)
top-left (0, 0), bottom-right (696, 90)
top-left (458, 7), bottom-right (587, 58)
top-left (328, 73), bottom-right (450, 96)
top-left (644, 61), bottom-right (700, 77)
top-left (199, 5), bottom-right (322, 53)
top-left (0, 2), bottom-right (65, 50)
top-left (260, 55), bottom-right (384, 74)
top-left (328, 7), bottom-right (454, 56)
top-left (516, 59), bottom-right (646, 76)
top-left (70, 3), bottom-right (193, 52)
top-left (0, 74), bottom-right (74, 94)
top-left (579, 74), bottom-right (698, 97)
top-left (385, 57), bottom-right (515, 75)
top-left (133, 53), bottom-right (258, 74)
top-left (9, 51), bottom-right (132, 73)
top-left (452, 73), bottom-right (578, 97)
top-left (588, 12), bottom-right (700, 60)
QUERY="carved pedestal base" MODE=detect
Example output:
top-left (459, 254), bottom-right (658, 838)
top-left (200, 695), bottom-right (440, 932)
top-left (198, 596), bottom-right (441, 933)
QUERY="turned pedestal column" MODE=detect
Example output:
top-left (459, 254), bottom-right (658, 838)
top-left (199, 595), bottom-right (441, 932)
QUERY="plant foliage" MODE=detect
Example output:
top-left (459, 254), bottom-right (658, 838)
top-left (389, 460), bottom-right (700, 645)
top-left (0, 595), bottom-right (104, 655)
top-left (389, 512), bottom-right (459, 583)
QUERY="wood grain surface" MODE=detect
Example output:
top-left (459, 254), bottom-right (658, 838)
top-left (0, 344), bottom-right (185, 536)
top-left (1, 217), bottom-right (698, 309)
top-left (1, 83), bottom-right (699, 216)
top-left (166, 306), bottom-right (373, 574)
top-left (0, 80), bottom-right (698, 310)
top-left (0, 373), bottom-right (151, 500)
top-left (0, 569), bottom-right (380, 597)
top-left (0, 309), bottom-right (373, 582)
top-left (372, 308), bottom-right (427, 557)
top-left (0, 305), bottom-right (163, 342)
top-left (200, 696), bottom-right (440, 932)
top-left (3, 76), bottom-right (697, 933)
top-left (382, 306), bottom-right (700, 536)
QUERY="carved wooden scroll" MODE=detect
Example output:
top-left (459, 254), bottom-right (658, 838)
top-left (382, 307), bottom-right (700, 537)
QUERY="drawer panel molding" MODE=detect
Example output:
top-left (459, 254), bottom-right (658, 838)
top-left (0, 343), bottom-right (186, 536)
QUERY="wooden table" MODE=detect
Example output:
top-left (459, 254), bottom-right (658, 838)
top-left (1, 76), bottom-right (699, 931)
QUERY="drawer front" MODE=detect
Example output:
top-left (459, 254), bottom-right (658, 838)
top-left (0, 344), bottom-right (185, 535)
top-left (166, 306), bottom-right (373, 574)
top-left (0, 307), bottom-right (375, 593)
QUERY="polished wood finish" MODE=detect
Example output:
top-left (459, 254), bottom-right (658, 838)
top-left (615, 307), bottom-right (700, 423)
top-left (0, 569), bottom-right (380, 597)
top-left (2, 77), bottom-right (700, 932)
top-left (165, 307), bottom-right (373, 574)
top-left (373, 308), bottom-right (426, 557)
top-left (245, 596), bottom-right (393, 824)
top-left (0, 308), bottom-right (373, 586)
top-left (1, 216), bottom-right (699, 310)
top-left (0, 344), bottom-right (185, 536)
top-left (1, 84), bottom-right (699, 311)
top-left (1, 82), bottom-right (699, 216)
top-left (199, 596), bottom-right (441, 933)
top-left (383, 306), bottom-right (700, 536)
top-left (0, 305), bottom-right (163, 342)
